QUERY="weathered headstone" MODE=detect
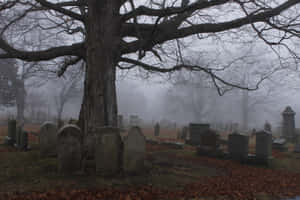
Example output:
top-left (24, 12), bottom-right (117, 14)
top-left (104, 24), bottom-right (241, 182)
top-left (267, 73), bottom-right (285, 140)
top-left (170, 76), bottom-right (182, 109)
top-left (39, 122), bottom-right (58, 157)
top-left (189, 123), bottom-right (210, 145)
top-left (123, 126), bottom-right (146, 174)
top-left (8, 119), bottom-right (16, 145)
top-left (282, 106), bottom-right (296, 141)
top-left (57, 125), bottom-right (83, 173)
top-left (154, 123), bottom-right (160, 137)
top-left (95, 127), bottom-right (122, 176)
top-left (256, 131), bottom-right (272, 160)
top-left (228, 133), bottom-right (249, 160)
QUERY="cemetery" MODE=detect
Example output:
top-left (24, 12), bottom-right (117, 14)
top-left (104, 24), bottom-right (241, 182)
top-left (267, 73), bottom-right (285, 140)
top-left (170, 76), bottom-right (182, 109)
top-left (0, 106), bottom-right (299, 200)
top-left (0, 1), bottom-right (299, 200)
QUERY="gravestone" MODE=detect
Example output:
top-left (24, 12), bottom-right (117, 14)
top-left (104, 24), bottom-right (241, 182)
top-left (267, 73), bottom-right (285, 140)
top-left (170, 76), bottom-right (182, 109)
top-left (200, 130), bottom-right (219, 149)
top-left (264, 121), bottom-right (272, 132)
top-left (282, 106), bottom-right (296, 141)
top-left (16, 126), bottom-right (22, 148)
top-left (181, 126), bottom-right (188, 140)
top-left (57, 125), bottom-right (83, 173)
top-left (123, 127), bottom-right (146, 174)
top-left (189, 123), bottom-right (210, 145)
top-left (154, 123), bottom-right (160, 137)
top-left (256, 131), bottom-right (272, 160)
top-left (20, 131), bottom-right (28, 151)
top-left (228, 133), bottom-right (249, 160)
top-left (8, 119), bottom-right (17, 145)
top-left (39, 122), bottom-right (58, 157)
top-left (294, 144), bottom-right (300, 153)
top-left (95, 127), bottom-right (122, 176)
top-left (273, 138), bottom-right (287, 152)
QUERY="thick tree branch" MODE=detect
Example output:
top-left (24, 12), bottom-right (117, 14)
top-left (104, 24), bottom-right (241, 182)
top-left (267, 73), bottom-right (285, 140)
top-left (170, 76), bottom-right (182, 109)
top-left (0, 38), bottom-right (85, 61)
top-left (122, 0), bottom-right (300, 54)
top-left (35, 0), bottom-right (85, 22)
top-left (122, 0), bottom-right (229, 21)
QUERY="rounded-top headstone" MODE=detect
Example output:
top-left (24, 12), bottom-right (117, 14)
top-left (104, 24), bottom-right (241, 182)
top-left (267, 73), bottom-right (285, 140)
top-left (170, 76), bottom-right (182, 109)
top-left (57, 124), bottom-right (83, 173)
top-left (123, 126), bottom-right (146, 174)
top-left (39, 122), bottom-right (58, 157)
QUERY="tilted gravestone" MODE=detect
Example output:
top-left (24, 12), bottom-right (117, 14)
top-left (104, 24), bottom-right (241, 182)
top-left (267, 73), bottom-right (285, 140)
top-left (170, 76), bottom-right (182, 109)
top-left (154, 123), bottom-right (160, 137)
top-left (123, 126), bottom-right (146, 174)
top-left (95, 127), bottom-right (122, 176)
top-left (8, 119), bottom-right (17, 144)
top-left (39, 122), bottom-right (58, 157)
top-left (256, 131), bottom-right (272, 160)
top-left (57, 125), bottom-right (83, 173)
top-left (228, 133), bottom-right (249, 160)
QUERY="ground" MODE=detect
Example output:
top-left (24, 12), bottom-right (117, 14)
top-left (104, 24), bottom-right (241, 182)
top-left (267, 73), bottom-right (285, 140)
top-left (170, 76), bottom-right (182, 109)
top-left (0, 125), bottom-right (300, 200)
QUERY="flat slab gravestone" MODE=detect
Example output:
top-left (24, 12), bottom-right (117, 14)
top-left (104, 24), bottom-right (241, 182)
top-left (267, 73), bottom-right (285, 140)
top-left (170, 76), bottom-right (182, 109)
top-left (123, 126), bottom-right (146, 174)
top-left (57, 125), bottom-right (83, 174)
top-left (95, 127), bottom-right (122, 176)
top-left (39, 122), bottom-right (58, 157)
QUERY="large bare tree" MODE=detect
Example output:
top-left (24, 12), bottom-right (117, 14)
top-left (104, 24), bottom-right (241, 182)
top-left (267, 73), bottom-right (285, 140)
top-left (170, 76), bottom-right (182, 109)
top-left (0, 0), bottom-right (299, 135)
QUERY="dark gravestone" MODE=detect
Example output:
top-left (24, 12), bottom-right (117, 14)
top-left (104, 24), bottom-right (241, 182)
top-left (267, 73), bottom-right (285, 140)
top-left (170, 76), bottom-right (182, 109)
top-left (8, 119), bottom-right (17, 145)
top-left (57, 125), bottom-right (83, 174)
top-left (256, 131), bottom-right (272, 160)
top-left (294, 144), bottom-right (300, 153)
top-left (228, 133), bottom-right (249, 160)
top-left (282, 106), bottom-right (296, 141)
top-left (123, 127), bottom-right (146, 174)
top-left (20, 131), bottom-right (28, 151)
top-left (189, 123), bottom-right (210, 145)
top-left (95, 127), bottom-right (122, 176)
top-left (154, 123), bottom-right (160, 137)
top-left (16, 125), bottom-right (22, 148)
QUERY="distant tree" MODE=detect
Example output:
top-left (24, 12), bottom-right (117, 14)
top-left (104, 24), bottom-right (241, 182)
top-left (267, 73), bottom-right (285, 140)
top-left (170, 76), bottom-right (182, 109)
top-left (53, 71), bottom-right (82, 122)
top-left (0, 58), bottom-right (17, 108)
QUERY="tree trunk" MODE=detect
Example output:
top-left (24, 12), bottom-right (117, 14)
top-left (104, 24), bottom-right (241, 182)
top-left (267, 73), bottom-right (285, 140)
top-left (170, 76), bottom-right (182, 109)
top-left (241, 90), bottom-right (249, 131)
top-left (15, 79), bottom-right (26, 122)
top-left (78, 0), bottom-right (121, 134)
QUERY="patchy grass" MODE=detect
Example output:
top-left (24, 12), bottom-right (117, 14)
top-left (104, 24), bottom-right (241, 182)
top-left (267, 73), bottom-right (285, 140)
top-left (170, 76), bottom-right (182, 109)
top-left (0, 144), bottom-right (219, 195)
